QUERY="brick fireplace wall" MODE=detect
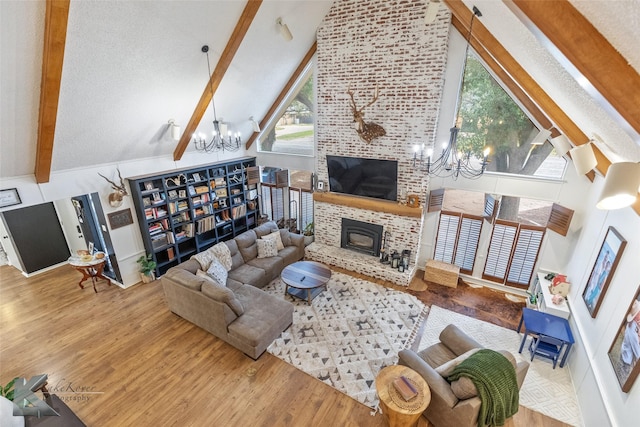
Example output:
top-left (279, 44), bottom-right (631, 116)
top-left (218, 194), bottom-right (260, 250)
top-left (309, 0), bottom-right (452, 283)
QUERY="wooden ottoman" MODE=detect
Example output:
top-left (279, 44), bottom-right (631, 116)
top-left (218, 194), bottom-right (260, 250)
top-left (424, 260), bottom-right (460, 288)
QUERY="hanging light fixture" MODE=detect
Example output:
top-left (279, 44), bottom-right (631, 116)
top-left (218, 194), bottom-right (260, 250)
top-left (192, 45), bottom-right (241, 153)
top-left (413, 6), bottom-right (489, 179)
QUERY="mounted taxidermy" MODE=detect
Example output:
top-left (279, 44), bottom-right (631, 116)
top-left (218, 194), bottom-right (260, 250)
top-left (98, 169), bottom-right (129, 208)
top-left (347, 85), bottom-right (386, 143)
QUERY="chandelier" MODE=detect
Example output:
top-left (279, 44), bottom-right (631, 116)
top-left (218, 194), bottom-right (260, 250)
top-left (413, 6), bottom-right (489, 179)
top-left (192, 45), bottom-right (241, 153)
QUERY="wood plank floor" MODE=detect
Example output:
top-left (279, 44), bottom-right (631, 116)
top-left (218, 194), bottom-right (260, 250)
top-left (0, 264), bottom-right (570, 426)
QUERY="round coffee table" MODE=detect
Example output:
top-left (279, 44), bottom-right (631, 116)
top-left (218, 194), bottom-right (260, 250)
top-left (281, 261), bottom-right (331, 304)
top-left (375, 365), bottom-right (430, 427)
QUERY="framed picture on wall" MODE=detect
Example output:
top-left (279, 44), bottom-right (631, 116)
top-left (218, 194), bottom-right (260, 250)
top-left (0, 188), bottom-right (21, 208)
top-left (607, 285), bottom-right (640, 392)
top-left (582, 226), bottom-right (627, 317)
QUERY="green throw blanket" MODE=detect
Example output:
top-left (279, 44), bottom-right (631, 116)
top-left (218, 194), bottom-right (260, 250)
top-left (447, 349), bottom-right (519, 427)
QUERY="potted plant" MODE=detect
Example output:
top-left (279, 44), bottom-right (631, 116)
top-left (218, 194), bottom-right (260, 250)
top-left (303, 222), bottom-right (314, 246)
top-left (137, 254), bottom-right (157, 283)
top-left (526, 291), bottom-right (538, 309)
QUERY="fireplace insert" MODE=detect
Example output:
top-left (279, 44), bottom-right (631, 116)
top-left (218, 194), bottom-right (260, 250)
top-left (341, 218), bottom-right (383, 257)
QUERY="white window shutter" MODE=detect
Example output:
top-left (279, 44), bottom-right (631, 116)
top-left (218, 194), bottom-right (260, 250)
top-left (434, 212), bottom-right (460, 264)
top-left (483, 220), bottom-right (517, 282)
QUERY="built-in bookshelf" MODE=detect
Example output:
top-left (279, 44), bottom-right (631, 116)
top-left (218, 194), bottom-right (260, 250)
top-left (129, 157), bottom-right (259, 276)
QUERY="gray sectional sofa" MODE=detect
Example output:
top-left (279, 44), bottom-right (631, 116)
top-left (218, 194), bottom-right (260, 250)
top-left (161, 221), bottom-right (305, 359)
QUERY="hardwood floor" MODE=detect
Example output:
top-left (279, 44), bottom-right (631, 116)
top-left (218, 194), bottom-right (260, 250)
top-left (0, 264), bottom-right (570, 426)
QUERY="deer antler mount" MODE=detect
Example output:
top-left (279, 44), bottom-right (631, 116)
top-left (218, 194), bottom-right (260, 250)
top-left (347, 85), bottom-right (386, 144)
top-left (98, 168), bottom-right (128, 208)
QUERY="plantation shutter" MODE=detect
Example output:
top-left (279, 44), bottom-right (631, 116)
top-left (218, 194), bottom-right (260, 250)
top-left (454, 215), bottom-right (483, 274)
top-left (427, 188), bottom-right (445, 213)
top-left (272, 187), bottom-right (285, 222)
top-left (299, 190), bottom-right (314, 231)
top-left (547, 203), bottom-right (574, 236)
top-left (483, 194), bottom-right (499, 223)
top-left (246, 166), bottom-right (260, 185)
top-left (506, 225), bottom-right (545, 287)
top-left (483, 220), bottom-right (518, 282)
top-left (434, 212), bottom-right (460, 264)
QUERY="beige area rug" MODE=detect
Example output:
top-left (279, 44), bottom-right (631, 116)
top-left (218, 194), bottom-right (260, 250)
top-left (263, 271), bottom-right (428, 409)
top-left (419, 305), bottom-right (583, 427)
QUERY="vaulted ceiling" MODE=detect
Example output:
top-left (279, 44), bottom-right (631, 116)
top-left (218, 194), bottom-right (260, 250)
top-left (1, 0), bottom-right (639, 185)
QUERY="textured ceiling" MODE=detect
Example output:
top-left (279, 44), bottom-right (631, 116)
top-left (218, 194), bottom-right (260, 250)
top-left (1, 0), bottom-right (639, 180)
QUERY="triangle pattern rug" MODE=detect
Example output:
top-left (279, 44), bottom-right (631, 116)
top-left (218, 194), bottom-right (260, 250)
top-left (420, 305), bottom-right (583, 427)
top-left (264, 271), bottom-right (427, 408)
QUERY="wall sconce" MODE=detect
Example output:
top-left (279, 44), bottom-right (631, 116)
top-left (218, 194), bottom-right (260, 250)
top-left (569, 142), bottom-right (597, 175)
top-left (596, 162), bottom-right (640, 210)
top-left (550, 134), bottom-right (572, 157)
top-left (276, 17), bottom-right (293, 41)
top-left (250, 116), bottom-right (261, 133)
top-left (168, 119), bottom-right (180, 141)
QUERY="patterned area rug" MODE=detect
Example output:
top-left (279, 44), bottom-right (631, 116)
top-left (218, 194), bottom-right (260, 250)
top-left (420, 306), bottom-right (583, 427)
top-left (264, 271), bottom-right (427, 408)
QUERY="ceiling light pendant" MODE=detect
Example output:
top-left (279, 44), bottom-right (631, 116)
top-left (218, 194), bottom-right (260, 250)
top-left (569, 142), bottom-right (597, 175)
top-left (250, 116), bottom-right (261, 133)
top-left (596, 162), bottom-right (640, 210)
top-left (413, 6), bottom-right (488, 180)
top-left (168, 119), bottom-right (180, 141)
top-left (276, 17), bottom-right (293, 41)
top-left (192, 45), bottom-right (241, 153)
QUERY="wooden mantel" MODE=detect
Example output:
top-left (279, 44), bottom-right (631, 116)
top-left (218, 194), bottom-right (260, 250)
top-left (313, 192), bottom-right (423, 218)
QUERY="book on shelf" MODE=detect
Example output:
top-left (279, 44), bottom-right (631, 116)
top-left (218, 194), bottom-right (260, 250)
top-left (167, 247), bottom-right (175, 260)
top-left (195, 186), bottom-right (209, 194)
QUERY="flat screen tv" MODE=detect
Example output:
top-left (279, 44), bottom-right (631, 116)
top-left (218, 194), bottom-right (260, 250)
top-left (326, 155), bottom-right (398, 202)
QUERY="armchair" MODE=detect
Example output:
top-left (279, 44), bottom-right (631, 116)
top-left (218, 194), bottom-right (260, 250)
top-left (398, 324), bottom-right (529, 427)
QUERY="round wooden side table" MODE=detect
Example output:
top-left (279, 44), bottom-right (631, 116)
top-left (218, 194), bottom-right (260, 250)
top-left (375, 365), bottom-right (431, 427)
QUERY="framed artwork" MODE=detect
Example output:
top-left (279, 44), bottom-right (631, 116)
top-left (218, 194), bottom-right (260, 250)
top-left (144, 181), bottom-right (154, 191)
top-left (407, 194), bottom-right (420, 208)
top-left (316, 180), bottom-right (325, 191)
top-left (582, 226), bottom-right (627, 317)
top-left (607, 285), bottom-right (640, 392)
top-left (107, 208), bottom-right (134, 230)
top-left (0, 188), bottom-right (21, 208)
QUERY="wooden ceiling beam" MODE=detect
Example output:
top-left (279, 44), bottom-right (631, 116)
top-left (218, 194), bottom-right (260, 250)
top-left (35, 0), bottom-right (70, 183)
top-left (173, 0), bottom-right (262, 161)
top-left (245, 42), bottom-right (317, 150)
top-left (509, 0), bottom-right (640, 138)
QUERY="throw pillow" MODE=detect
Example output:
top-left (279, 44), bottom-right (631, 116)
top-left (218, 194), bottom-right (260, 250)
top-left (191, 248), bottom-right (218, 271)
top-left (262, 230), bottom-right (284, 251)
top-left (206, 259), bottom-right (228, 287)
top-left (435, 348), bottom-right (480, 377)
top-left (208, 242), bottom-right (233, 271)
top-left (256, 238), bottom-right (278, 259)
top-left (450, 376), bottom-right (478, 399)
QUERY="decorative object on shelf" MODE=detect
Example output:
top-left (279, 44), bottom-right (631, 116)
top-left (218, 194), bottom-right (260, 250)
top-left (0, 188), bottom-right (21, 208)
top-left (526, 291), bottom-right (538, 309)
top-left (582, 226), bottom-right (627, 318)
top-left (347, 84), bottom-right (386, 143)
top-left (607, 285), bottom-right (640, 393)
top-left (551, 294), bottom-right (565, 305)
top-left (98, 168), bottom-right (128, 207)
top-left (136, 253), bottom-right (157, 283)
top-left (192, 45), bottom-right (241, 153)
top-left (549, 274), bottom-right (570, 297)
top-left (596, 161), bottom-right (640, 210)
top-left (401, 250), bottom-right (411, 269)
top-left (168, 119), bottom-right (181, 141)
top-left (407, 194), bottom-right (420, 208)
top-left (412, 6), bottom-right (490, 180)
top-left (276, 17), bottom-right (293, 41)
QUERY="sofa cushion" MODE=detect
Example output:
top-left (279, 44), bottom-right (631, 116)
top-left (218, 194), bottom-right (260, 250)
top-left (279, 229), bottom-right (292, 247)
top-left (262, 230), bottom-right (284, 250)
top-left (228, 263), bottom-right (268, 288)
top-left (450, 376), bottom-right (478, 399)
top-left (417, 342), bottom-right (459, 368)
top-left (235, 230), bottom-right (258, 262)
top-left (206, 259), bottom-right (228, 286)
top-left (276, 246), bottom-right (303, 266)
top-left (200, 275), bottom-right (244, 316)
top-left (435, 348), bottom-right (480, 377)
top-left (256, 238), bottom-right (278, 258)
top-left (247, 256), bottom-right (284, 282)
top-left (253, 221), bottom-right (279, 238)
top-left (225, 239), bottom-right (245, 270)
top-left (208, 241), bottom-right (232, 271)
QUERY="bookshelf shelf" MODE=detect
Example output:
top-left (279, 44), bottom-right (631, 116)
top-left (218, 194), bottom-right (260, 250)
top-left (129, 157), bottom-right (258, 277)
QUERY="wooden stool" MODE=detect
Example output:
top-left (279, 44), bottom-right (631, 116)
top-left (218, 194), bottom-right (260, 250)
top-left (424, 259), bottom-right (460, 288)
top-left (376, 365), bottom-right (430, 427)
